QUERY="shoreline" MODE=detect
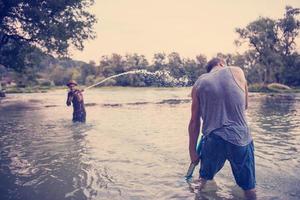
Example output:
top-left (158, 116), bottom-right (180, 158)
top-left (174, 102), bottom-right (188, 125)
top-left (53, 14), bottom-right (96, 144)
top-left (2, 86), bottom-right (300, 94)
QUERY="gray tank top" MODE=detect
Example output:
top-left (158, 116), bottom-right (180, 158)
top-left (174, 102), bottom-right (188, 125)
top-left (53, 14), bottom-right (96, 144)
top-left (194, 67), bottom-right (252, 146)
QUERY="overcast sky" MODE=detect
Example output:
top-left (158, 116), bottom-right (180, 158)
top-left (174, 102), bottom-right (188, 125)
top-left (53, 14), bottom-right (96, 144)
top-left (71, 0), bottom-right (300, 62)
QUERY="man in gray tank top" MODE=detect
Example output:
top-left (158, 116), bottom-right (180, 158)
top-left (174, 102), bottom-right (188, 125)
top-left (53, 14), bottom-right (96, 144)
top-left (188, 58), bottom-right (256, 199)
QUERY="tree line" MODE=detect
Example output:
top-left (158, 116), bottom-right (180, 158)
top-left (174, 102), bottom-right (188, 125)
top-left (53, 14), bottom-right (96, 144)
top-left (0, 2), bottom-right (299, 87)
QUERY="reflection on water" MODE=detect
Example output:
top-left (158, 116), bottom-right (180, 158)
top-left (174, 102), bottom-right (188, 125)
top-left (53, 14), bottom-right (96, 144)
top-left (246, 94), bottom-right (300, 200)
top-left (0, 88), bottom-right (300, 200)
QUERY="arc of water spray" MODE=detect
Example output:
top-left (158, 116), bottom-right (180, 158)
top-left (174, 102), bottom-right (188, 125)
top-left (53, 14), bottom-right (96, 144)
top-left (83, 69), bottom-right (189, 91)
top-left (84, 70), bottom-right (147, 90)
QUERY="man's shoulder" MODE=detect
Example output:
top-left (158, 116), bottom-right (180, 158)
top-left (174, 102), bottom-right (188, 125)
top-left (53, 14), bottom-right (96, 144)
top-left (74, 89), bottom-right (82, 93)
top-left (195, 73), bottom-right (209, 83)
top-left (228, 66), bottom-right (245, 74)
top-left (228, 66), bottom-right (247, 84)
top-left (68, 89), bottom-right (81, 96)
top-left (193, 73), bottom-right (209, 91)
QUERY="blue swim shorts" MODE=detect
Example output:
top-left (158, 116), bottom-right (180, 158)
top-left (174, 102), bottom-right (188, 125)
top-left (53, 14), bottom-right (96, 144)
top-left (199, 133), bottom-right (256, 190)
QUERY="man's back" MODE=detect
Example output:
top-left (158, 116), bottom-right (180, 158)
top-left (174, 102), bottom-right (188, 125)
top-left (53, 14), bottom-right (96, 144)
top-left (188, 60), bottom-right (256, 199)
top-left (195, 66), bottom-right (252, 146)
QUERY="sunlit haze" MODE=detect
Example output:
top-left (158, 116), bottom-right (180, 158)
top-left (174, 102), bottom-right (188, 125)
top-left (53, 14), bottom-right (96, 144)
top-left (71, 0), bottom-right (300, 62)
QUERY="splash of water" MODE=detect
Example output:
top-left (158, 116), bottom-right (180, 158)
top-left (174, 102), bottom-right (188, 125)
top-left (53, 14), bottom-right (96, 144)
top-left (84, 70), bottom-right (189, 90)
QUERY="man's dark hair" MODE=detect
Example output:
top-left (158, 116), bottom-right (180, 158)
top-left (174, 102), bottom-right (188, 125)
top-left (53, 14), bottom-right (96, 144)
top-left (206, 58), bottom-right (225, 73)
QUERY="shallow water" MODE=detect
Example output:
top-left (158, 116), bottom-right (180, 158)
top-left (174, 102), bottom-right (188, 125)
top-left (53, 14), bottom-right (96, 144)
top-left (0, 88), bottom-right (300, 200)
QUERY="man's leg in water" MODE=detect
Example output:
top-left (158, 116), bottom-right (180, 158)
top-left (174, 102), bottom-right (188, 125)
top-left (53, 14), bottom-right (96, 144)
top-left (197, 177), bottom-right (207, 190)
top-left (244, 189), bottom-right (257, 200)
top-left (227, 141), bottom-right (256, 199)
top-left (72, 110), bottom-right (86, 123)
top-left (199, 133), bottom-right (226, 190)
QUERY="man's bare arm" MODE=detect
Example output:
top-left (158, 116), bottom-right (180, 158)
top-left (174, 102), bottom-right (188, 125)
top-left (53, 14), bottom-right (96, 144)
top-left (188, 86), bottom-right (201, 164)
top-left (66, 92), bottom-right (72, 106)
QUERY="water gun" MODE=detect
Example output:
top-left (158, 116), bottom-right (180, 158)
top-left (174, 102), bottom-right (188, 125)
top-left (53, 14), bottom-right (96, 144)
top-left (185, 135), bottom-right (204, 180)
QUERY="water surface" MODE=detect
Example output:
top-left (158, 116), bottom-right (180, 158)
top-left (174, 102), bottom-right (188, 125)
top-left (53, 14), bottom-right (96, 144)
top-left (0, 88), bottom-right (300, 200)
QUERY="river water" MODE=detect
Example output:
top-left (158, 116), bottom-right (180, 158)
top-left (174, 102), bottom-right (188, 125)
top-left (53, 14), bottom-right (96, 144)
top-left (0, 88), bottom-right (299, 200)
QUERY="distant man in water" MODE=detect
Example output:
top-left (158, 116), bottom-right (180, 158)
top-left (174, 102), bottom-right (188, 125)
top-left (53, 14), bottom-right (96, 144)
top-left (66, 80), bottom-right (86, 123)
top-left (188, 58), bottom-right (256, 199)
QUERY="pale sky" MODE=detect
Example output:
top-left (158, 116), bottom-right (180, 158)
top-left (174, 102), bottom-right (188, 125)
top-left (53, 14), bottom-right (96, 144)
top-left (71, 0), bottom-right (300, 62)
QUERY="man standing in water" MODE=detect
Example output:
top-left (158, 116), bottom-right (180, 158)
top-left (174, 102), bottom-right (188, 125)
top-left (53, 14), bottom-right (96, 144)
top-left (66, 80), bottom-right (86, 122)
top-left (188, 58), bottom-right (256, 199)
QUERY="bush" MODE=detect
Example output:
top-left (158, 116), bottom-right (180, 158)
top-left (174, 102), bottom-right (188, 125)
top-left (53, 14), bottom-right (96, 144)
top-left (101, 79), bottom-right (116, 86)
top-left (85, 75), bottom-right (96, 85)
top-left (37, 79), bottom-right (55, 87)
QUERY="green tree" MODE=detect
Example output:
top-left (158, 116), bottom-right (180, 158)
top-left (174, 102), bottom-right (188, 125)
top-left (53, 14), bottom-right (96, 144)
top-left (116, 54), bottom-right (149, 86)
top-left (236, 6), bottom-right (300, 85)
top-left (236, 17), bottom-right (280, 83)
top-left (278, 6), bottom-right (300, 56)
top-left (277, 6), bottom-right (300, 85)
top-left (80, 62), bottom-right (97, 84)
top-left (167, 52), bottom-right (185, 78)
top-left (151, 53), bottom-right (167, 72)
top-left (124, 53), bottom-right (149, 71)
top-left (49, 65), bottom-right (72, 86)
top-left (0, 0), bottom-right (96, 71)
top-left (183, 54), bottom-right (207, 85)
top-left (281, 54), bottom-right (300, 86)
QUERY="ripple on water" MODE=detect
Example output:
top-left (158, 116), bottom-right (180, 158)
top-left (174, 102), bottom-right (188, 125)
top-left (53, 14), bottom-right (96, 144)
top-left (0, 91), bottom-right (300, 200)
